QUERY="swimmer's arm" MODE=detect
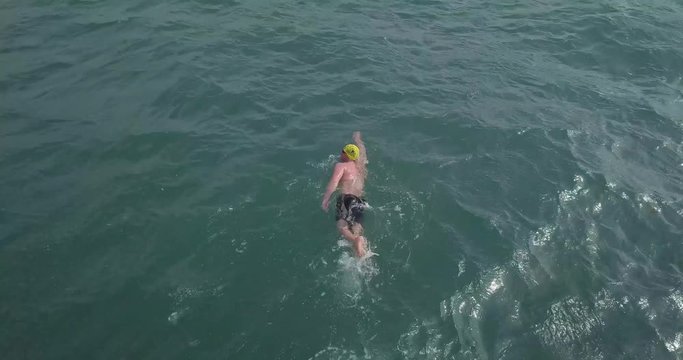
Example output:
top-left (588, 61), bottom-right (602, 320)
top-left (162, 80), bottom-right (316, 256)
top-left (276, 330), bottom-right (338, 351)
top-left (321, 163), bottom-right (344, 211)
top-left (353, 131), bottom-right (367, 175)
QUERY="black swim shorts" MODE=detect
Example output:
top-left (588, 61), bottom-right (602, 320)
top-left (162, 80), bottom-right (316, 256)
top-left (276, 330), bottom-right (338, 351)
top-left (335, 194), bottom-right (367, 225)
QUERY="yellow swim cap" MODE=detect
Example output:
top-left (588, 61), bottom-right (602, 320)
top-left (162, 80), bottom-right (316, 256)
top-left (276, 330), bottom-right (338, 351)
top-left (342, 144), bottom-right (359, 160)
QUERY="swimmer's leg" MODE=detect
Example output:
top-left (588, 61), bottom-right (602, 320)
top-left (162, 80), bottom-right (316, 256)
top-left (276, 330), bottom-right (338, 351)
top-left (336, 219), bottom-right (356, 242)
top-left (351, 222), bottom-right (368, 258)
top-left (336, 220), bottom-right (367, 258)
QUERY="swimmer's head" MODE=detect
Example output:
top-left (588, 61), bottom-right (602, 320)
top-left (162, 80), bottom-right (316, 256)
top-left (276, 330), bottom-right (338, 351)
top-left (342, 144), bottom-right (359, 161)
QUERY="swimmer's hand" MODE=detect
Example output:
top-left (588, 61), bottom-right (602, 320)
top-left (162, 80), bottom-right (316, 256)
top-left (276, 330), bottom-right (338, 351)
top-left (321, 199), bottom-right (330, 212)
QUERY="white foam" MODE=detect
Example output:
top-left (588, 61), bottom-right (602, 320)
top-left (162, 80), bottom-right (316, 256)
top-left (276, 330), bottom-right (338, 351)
top-left (167, 307), bottom-right (189, 325)
top-left (170, 287), bottom-right (203, 304)
top-left (333, 242), bottom-right (379, 302)
top-left (457, 259), bottom-right (466, 277)
top-left (513, 249), bottom-right (540, 287)
top-left (230, 238), bottom-right (248, 253)
top-left (669, 289), bottom-right (683, 312)
top-left (585, 222), bottom-right (599, 257)
top-left (486, 277), bottom-right (503, 295)
top-left (510, 300), bottom-right (521, 322)
top-left (439, 299), bottom-right (450, 319)
top-left (637, 193), bottom-right (662, 213)
top-left (664, 333), bottom-right (683, 353)
top-left (567, 129), bottom-right (581, 138)
top-left (306, 154), bottom-right (338, 170)
top-left (536, 296), bottom-right (602, 346)
top-left (559, 175), bottom-right (585, 203)
top-left (592, 202), bottom-right (602, 214)
top-left (284, 178), bottom-right (298, 191)
top-left (594, 289), bottom-right (618, 312)
top-left (530, 225), bottom-right (555, 247)
top-left (637, 297), bottom-right (656, 321)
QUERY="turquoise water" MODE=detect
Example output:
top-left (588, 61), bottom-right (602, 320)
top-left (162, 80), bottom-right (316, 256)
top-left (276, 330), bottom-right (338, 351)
top-left (1, 0), bottom-right (683, 358)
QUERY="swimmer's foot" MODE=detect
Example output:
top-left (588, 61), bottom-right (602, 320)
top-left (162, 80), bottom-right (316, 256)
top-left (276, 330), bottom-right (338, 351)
top-left (353, 236), bottom-right (367, 258)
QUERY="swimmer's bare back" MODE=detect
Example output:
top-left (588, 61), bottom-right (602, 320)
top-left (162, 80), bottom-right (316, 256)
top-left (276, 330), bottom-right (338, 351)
top-left (342, 132), bottom-right (367, 194)
top-left (338, 162), bottom-right (364, 196)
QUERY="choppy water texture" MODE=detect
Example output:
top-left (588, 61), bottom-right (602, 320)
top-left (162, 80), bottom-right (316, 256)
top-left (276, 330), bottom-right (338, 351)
top-left (1, 0), bottom-right (683, 359)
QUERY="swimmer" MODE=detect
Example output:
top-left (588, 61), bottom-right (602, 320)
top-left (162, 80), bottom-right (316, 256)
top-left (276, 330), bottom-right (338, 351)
top-left (321, 131), bottom-right (369, 257)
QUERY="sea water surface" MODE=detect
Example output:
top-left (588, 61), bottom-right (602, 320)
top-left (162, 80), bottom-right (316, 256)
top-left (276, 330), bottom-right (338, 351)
top-left (1, 0), bottom-right (683, 359)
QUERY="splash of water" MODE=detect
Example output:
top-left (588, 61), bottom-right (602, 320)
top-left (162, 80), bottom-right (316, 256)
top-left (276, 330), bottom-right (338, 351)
top-left (334, 240), bottom-right (379, 305)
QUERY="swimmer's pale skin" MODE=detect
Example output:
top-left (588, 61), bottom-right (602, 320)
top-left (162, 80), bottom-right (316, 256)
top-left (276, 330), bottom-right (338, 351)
top-left (321, 131), bottom-right (369, 257)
